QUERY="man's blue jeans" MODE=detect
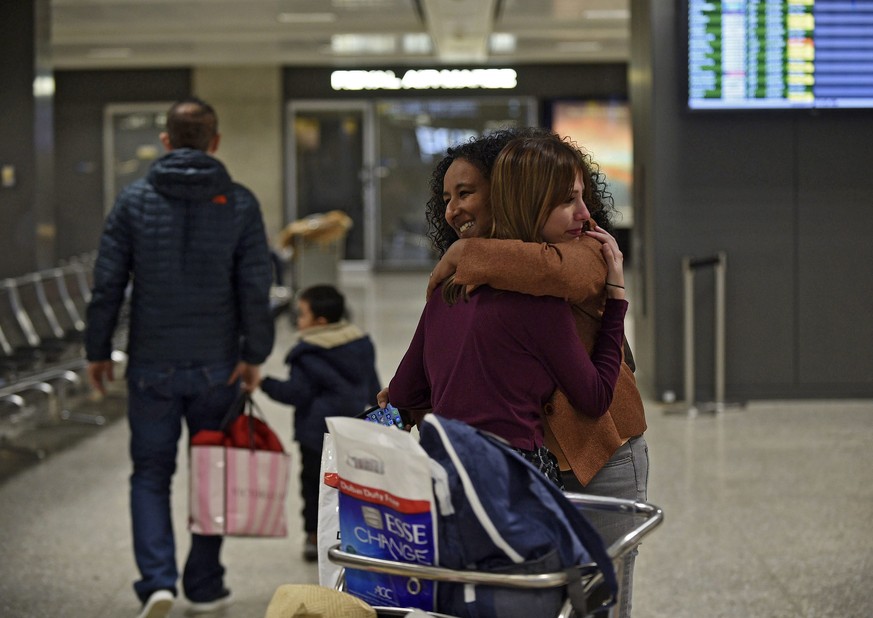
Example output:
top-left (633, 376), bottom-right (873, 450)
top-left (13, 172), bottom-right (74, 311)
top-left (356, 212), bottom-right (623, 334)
top-left (126, 361), bottom-right (239, 604)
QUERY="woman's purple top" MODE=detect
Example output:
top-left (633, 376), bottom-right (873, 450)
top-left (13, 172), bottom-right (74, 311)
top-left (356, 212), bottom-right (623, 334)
top-left (389, 286), bottom-right (627, 450)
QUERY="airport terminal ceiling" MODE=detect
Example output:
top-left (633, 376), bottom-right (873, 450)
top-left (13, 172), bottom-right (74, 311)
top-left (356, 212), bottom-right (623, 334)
top-left (49, 0), bottom-right (630, 69)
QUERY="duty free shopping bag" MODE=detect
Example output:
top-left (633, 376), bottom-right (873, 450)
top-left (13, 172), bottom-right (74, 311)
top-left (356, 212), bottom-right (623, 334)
top-left (189, 393), bottom-right (291, 537)
top-left (326, 416), bottom-right (438, 611)
top-left (317, 433), bottom-right (343, 589)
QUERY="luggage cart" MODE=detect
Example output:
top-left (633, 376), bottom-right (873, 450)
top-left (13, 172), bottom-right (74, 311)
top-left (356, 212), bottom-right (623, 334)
top-left (328, 493), bottom-right (663, 618)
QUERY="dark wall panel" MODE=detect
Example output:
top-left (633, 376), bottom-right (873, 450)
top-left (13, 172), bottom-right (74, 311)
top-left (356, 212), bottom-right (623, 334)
top-left (0, 2), bottom-right (36, 278)
top-left (53, 70), bottom-right (191, 261)
top-left (671, 117), bottom-right (797, 398)
top-left (797, 117), bottom-right (873, 391)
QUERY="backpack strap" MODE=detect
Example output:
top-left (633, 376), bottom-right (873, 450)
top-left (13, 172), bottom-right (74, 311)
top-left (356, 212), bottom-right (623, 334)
top-left (424, 415), bottom-right (524, 563)
top-left (565, 568), bottom-right (588, 617)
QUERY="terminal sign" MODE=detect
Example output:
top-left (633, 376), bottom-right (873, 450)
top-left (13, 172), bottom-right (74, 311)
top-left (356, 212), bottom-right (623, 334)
top-left (331, 69), bottom-right (517, 91)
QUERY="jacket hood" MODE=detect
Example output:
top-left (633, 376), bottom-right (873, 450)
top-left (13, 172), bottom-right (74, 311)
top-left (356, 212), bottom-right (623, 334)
top-left (298, 320), bottom-right (364, 349)
top-left (147, 148), bottom-right (232, 201)
top-left (289, 321), bottom-right (374, 383)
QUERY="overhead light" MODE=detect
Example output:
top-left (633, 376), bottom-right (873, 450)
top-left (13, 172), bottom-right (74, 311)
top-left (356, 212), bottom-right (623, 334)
top-left (277, 12), bottom-right (337, 23)
top-left (489, 33), bottom-right (516, 54)
top-left (332, 0), bottom-right (395, 7)
top-left (556, 41), bottom-right (603, 52)
top-left (403, 33), bottom-right (433, 54)
top-left (86, 48), bottom-right (132, 59)
top-left (584, 9), bottom-right (630, 20)
top-left (331, 34), bottom-right (397, 54)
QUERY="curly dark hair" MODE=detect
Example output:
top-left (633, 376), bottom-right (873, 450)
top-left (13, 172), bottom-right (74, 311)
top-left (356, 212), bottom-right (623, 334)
top-left (425, 127), bottom-right (617, 256)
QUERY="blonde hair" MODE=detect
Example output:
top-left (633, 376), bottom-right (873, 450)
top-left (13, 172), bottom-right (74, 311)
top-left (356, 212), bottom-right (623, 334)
top-left (442, 135), bottom-right (585, 305)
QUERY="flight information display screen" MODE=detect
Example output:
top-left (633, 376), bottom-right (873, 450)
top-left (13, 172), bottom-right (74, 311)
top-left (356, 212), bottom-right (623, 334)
top-left (687, 0), bottom-right (873, 110)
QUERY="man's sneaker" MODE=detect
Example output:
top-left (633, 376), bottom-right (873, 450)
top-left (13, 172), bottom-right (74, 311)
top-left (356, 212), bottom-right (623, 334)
top-left (186, 590), bottom-right (233, 615)
top-left (136, 590), bottom-right (174, 618)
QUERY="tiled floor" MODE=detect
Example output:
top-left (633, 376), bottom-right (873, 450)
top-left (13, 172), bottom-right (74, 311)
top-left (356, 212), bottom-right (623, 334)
top-left (1, 271), bottom-right (871, 617)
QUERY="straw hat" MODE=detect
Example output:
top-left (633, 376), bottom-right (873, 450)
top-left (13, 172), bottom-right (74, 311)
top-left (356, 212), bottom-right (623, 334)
top-left (264, 584), bottom-right (376, 618)
top-left (278, 210), bottom-right (353, 249)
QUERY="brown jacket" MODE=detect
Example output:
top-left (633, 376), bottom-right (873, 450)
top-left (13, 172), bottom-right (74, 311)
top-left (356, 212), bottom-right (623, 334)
top-left (453, 237), bottom-right (647, 485)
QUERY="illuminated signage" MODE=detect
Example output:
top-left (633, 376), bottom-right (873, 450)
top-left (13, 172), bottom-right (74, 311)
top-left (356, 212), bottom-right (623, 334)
top-left (331, 68), bottom-right (517, 91)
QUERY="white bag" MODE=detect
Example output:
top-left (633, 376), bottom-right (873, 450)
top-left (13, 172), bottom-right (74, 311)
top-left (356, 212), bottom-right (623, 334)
top-left (316, 433), bottom-right (342, 588)
top-left (326, 417), bottom-right (437, 611)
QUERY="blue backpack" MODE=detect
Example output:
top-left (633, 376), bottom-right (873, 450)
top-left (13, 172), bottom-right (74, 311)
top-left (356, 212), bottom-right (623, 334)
top-left (418, 415), bottom-right (617, 618)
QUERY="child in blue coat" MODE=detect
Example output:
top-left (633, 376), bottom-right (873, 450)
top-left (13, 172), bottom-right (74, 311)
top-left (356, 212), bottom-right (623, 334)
top-left (259, 285), bottom-right (381, 561)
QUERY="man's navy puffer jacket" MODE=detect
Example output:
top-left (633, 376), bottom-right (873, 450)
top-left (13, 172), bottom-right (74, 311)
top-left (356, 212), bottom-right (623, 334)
top-left (85, 148), bottom-right (274, 367)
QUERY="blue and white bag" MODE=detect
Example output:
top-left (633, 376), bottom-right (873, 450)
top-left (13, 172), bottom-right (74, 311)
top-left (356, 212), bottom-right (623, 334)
top-left (419, 415), bottom-right (617, 618)
top-left (327, 416), bottom-right (438, 611)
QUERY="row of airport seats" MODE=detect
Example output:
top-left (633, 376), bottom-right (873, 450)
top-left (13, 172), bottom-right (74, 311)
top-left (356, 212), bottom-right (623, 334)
top-left (0, 253), bottom-right (124, 459)
top-left (0, 252), bottom-right (291, 463)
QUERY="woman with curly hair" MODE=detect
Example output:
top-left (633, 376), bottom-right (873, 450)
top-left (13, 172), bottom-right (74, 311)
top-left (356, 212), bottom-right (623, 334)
top-left (418, 128), bottom-right (648, 618)
top-left (424, 127), bottom-right (620, 257)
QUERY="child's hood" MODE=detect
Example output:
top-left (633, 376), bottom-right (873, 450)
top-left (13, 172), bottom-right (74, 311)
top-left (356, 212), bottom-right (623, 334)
top-left (288, 320), bottom-right (375, 383)
top-left (298, 320), bottom-right (366, 350)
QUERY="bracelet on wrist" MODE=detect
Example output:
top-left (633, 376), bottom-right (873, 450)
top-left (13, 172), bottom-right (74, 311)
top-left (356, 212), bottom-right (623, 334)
top-left (606, 282), bottom-right (625, 289)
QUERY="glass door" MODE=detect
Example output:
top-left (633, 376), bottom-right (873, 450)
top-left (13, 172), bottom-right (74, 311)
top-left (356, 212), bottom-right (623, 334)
top-left (103, 103), bottom-right (170, 214)
top-left (374, 97), bottom-right (537, 269)
top-left (287, 102), bottom-right (374, 264)
top-left (287, 97), bottom-right (536, 270)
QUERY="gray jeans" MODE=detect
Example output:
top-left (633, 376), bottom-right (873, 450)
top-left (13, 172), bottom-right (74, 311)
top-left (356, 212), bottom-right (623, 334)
top-left (562, 435), bottom-right (649, 618)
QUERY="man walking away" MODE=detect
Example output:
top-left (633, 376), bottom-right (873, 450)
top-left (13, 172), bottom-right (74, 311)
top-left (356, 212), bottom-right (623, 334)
top-left (85, 98), bottom-right (275, 618)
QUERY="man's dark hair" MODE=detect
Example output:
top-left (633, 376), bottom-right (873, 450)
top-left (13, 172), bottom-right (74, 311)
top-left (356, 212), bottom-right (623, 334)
top-left (165, 98), bottom-right (218, 151)
top-left (298, 285), bottom-right (347, 324)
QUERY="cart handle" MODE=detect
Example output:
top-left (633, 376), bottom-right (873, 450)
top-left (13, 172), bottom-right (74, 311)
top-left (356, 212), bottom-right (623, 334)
top-left (562, 493), bottom-right (665, 563)
top-left (328, 496), bottom-right (663, 591)
top-left (328, 545), bottom-right (593, 589)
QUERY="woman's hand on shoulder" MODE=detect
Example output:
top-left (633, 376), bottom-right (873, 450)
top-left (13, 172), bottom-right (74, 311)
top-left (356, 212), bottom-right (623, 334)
top-left (585, 225), bottom-right (625, 299)
top-left (426, 239), bottom-right (467, 299)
